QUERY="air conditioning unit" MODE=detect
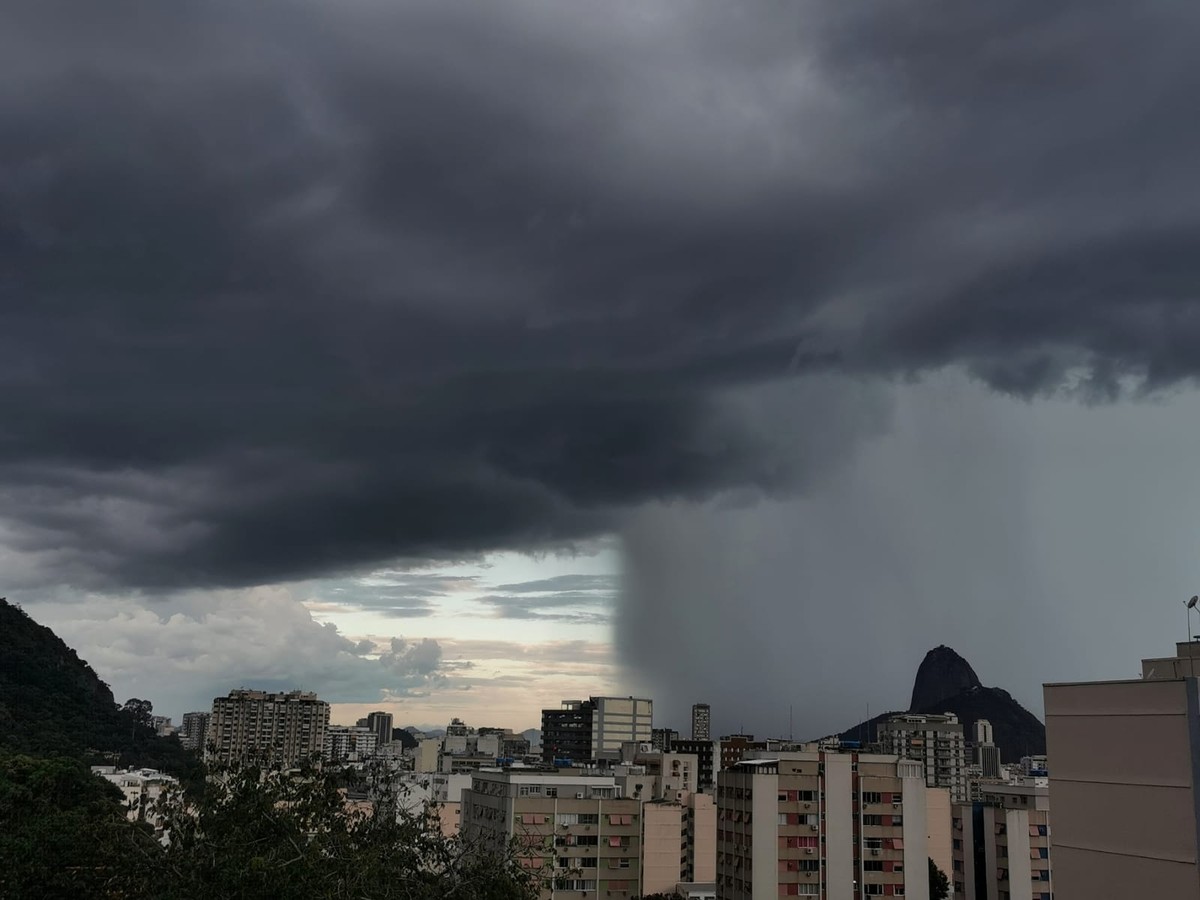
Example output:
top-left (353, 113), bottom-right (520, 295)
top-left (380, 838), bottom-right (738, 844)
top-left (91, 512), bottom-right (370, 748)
top-left (575, 793), bottom-right (585, 799)
top-left (810, 825), bottom-right (818, 831)
top-left (871, 849), bottom-right (880, 856)
top-left (893, 802), bottom-right (901, 808)
top-left (805, 848), bottom-right (814, 855)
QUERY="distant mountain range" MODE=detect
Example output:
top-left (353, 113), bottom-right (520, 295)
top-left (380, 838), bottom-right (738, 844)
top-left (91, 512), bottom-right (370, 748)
top-left (837, 645), bottom-right (1046, 762)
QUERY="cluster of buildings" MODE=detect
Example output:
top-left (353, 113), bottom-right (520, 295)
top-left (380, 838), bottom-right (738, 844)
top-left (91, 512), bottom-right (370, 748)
top-left (144, 637), bottom-right (1200, 899)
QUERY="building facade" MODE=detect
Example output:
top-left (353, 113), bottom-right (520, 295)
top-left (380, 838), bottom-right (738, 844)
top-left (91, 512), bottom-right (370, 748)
top-left (542, 700), bottom-right (597, 763)
top-left (179, 711), bottom-right (210, 752)
top-left (693, 703), bottom-right (712, 741)
top-left (462, 768), bottom-right (643, 898)
top-left (653, 728), bottom-right (681, 752)
top-left (642, 793), bottom-right (718, 895)
top-left (324, 725), bottom-right (378, 763)
top-left (716, 750), bottom-right (936, 900)
top-left (365, 711), bottom-right (394, 747)
top-left (879, 713), bottom-right (968, 802)
top-left (673, 739), bottom-right (719, 791)
top-left (542, 696), bottom-right (653, 763)
top-left (951, 781), bottom-right (1051, 900)
top-left (206, 689), bottom-right (329, 768)
top-left (1044, 640), bottom-right (1200, 899)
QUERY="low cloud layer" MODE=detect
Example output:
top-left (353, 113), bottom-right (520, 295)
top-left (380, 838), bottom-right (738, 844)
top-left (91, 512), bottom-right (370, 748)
top-left (22, 586), bottom-right (461, 716)
top-left (5, 1), bottom-right (1200, 592)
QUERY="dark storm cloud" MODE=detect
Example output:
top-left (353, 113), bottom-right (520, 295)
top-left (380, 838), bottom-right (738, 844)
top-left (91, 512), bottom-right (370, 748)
top-left (4, 0), bottom-right (1200, 589)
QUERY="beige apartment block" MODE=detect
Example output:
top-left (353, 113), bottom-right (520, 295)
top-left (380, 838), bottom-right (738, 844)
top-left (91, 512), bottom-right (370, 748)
top-left (1045, 641), bottom-right (1200, 900)
top-left (206, 689), bottom-right (329, 769)
top-left (951, 781), bottom-right (1051, 900)
top-left (926, 786), bottom-right (953, 881)
top-left (642, 791), bottom-right (718, 895)
top-left (717, 750), bottom-right (937, 900)
top-left (462, 769), bottom-right (643, 899)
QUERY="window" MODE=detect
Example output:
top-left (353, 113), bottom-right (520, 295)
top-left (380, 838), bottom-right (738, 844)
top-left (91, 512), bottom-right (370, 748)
top-left (864, 886), bottom-right (883, 896)
top-left (579, 814), bottom-right (600, 825)
top-left (556, 814), bottom-right (578, 826)
top-left (862, 791), bottom-right (883, 804)
top-left (545, 787), bottom-right (557, 798)
top-left (863, 861), bottom-right (884, 872)
top-left (863, 815), bottom-right (884, 826)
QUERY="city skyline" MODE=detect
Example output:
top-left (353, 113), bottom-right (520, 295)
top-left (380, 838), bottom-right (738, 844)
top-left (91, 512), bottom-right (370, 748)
top-left (8, 0), bottom-right (1200, 744)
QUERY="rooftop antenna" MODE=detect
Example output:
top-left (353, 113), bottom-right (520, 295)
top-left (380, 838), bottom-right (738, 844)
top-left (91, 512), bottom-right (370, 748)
top-left (1187, 596), bottom-right (1199, 676)
top-left (789, 705), bottom-right (794, 743)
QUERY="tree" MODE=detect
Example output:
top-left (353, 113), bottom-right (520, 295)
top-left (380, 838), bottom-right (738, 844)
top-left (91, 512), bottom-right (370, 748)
top-left (152, 760), bottom-right (540, 899)
top-left (929, 856), bottom-right (950, 900)
top-left (0, 751), bottom-right (159, 899)
top-left (2, 754), bottom-right (540, 899)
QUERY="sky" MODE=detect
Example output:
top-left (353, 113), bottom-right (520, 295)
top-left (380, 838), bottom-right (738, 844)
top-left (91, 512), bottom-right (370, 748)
top-left (5, 1), bottom-right (1200, 736)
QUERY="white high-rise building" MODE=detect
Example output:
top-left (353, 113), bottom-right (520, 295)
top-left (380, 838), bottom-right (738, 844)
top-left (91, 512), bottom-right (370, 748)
top-left (692, 703), bottom-right (711, 741)
top-left (324, 725), bottom-right (378, 763)
top-left (879, 713), bottom-right (968, 802)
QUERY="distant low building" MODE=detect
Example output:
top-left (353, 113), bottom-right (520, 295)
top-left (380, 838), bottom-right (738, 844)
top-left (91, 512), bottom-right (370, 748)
top-left (92, 766), bottom-right (177, 830)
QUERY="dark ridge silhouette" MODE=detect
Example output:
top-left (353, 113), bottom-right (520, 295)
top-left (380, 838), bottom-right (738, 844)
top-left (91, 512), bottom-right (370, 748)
top-left (0, 597), bottom-right (199, 777)
top-left (836, 645), bottom-right (1046, 762)
top-left (910, 645), bottom-right (982, 711)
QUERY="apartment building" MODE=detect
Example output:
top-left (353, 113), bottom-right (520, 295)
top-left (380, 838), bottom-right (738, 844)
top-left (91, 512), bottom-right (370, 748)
top-left (879, 714), bottom-right (968, 802)
top-left (653, 728), bottom-right (681, 752)
top-left (91, 766), bottom-right (177, 829)
top-left (541, 696), bottom-right (653, 763)
top-left (971, 720), bottom-right (1001, 780)
top-left (720, 735), bottom-right (768, 771)
top-left (693, 704), bottom-right (712, 741)
top-left (673, 739), bottom-right (719, 790)
top-left (365, 711), bottom-right (393, 747)
top-left (206, 689), bottom-right (329, 768)
top-left (643, 793), bottom-right (718, 894)
top-left (717, 750), bottom-right (936, 900)
top-left (951, 781), bottom-right (1051, 900)
top-left (179, 711), bottom-right (210, 752)
top-left (324, 725), bottom-right (378, 763)
top-left (462, 768), bottom-right (643, 898)
top-left (1044, 640), bottom-right (1200, 898)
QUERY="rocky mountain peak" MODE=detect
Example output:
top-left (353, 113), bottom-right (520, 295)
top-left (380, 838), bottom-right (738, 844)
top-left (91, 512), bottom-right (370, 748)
top-left (909, 645), bottom-right (982, 711)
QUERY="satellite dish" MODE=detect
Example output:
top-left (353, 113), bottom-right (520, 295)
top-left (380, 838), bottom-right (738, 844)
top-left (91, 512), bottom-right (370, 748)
top-left (1189, 596), bottom-right (1199, 609)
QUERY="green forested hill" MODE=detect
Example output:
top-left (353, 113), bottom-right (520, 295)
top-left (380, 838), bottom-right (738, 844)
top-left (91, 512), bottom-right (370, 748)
top-left (0, 597), bottom-right (198, 777)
